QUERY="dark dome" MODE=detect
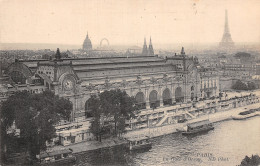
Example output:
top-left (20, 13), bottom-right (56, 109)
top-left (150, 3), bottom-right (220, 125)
top-left (82, 33), bottom-right (92, 51)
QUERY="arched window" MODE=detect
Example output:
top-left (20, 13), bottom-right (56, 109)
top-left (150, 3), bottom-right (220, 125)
top-left (149, 90), bottom-right (160, 108)
top-left (135, 92), bottom-right (146, 110)
top-left (162, 88), bottom-right (172, 106)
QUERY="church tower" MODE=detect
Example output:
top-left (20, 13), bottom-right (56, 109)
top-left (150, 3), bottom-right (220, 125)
top-left (219, 10), bottom-right (234, 49)
top-left (142, 37), bottom-right (148, 56)
top-left (148, 37), bottom-right (154, 56)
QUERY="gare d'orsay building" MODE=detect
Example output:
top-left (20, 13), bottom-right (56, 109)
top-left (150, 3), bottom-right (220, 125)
top-left (5, 40), bottom-right (219, 122)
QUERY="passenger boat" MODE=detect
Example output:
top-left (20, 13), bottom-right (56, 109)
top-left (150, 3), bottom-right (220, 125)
top-left (232, 109), bottom-right (259, 120)
top-left (181, 119), bottom-right (214, 135)
top-left (127, 136), bottom-right (152, 151)
top-left (37, 148), bottom-right (76, 165)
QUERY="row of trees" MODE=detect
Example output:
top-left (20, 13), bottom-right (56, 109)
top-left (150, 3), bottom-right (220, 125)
top-left (1, 90), bottom-right (72, 163)
top-left (232, 80), bottom-right (257, 91)
top-left (1, 88), bottom-right (136, 164)
top-left (88, 89), bottom-right (136, 142)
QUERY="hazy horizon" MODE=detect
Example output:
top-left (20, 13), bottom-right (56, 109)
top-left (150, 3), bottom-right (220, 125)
top-left (1, 42), bottom-right (260, 51)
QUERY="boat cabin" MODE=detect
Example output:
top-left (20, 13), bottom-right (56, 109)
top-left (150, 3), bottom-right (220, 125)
top-left (186, 119), bottom-right (213, 131)
top-left (127, 136), bottom-right (152, 151)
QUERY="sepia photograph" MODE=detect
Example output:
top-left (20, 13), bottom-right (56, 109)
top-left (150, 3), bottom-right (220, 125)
top-left (0, 0), bottom-right (260, 165)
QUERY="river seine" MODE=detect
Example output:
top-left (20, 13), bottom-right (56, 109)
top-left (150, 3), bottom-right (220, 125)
top-left (74, 116), bottom-right (260, 166)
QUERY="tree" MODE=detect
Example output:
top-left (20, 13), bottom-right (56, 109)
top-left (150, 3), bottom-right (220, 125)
top-left (117, 116), bottom-right (126, 137)
top-left (232, 80), bottom-right (257, 91)
top-left (99, 89), bottom-right (135, 136)
top-left (240, 154), bottom-right (260, 166)
top-left (232, 80), bottom-right (248, 90)
top-left (88, 95), bottom-right (103, 142)
top-left (247, 82), bottom-right (256, 90)
top-left (0, 90), bottom-right (72, 163)
top-left (88, 89), bottom-right (135, 140)
top-left (90, 116), bottom-right (102, 142)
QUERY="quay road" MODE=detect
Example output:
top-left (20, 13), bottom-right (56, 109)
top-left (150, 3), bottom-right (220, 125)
top-left (123, 102), bottom-right (260, 139)
top-left (50, 102), bottom-right (260, 154)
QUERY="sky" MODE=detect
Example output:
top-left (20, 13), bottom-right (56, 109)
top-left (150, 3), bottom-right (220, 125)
top-left (0, 0), bottom-right (260, 47)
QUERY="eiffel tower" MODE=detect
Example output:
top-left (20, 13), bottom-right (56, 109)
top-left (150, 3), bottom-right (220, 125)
top-left (219, 10), bottom-right (234, 49)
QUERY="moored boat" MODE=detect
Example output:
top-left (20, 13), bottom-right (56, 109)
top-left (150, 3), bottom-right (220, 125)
top-left (127, 136), bottom-right (152, 151)
top-left (181, 119), bottom-right (214, 135)
top-left (37, 148), bottom-right (76, 165)
top-left (232, 109), bottom-right (260, 120)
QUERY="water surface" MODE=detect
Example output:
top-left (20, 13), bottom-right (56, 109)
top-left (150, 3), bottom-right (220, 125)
top-left (74, 117), bottom-right (260, 166)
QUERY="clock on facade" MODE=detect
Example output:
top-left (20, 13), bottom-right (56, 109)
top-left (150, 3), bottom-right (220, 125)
top-left (63, 78), bottom-right (74, 91)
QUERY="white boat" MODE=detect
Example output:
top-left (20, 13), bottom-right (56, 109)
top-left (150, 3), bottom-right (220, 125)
top-left (180, 119), bottom-right (214, 135)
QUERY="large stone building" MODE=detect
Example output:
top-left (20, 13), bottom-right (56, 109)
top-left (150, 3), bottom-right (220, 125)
top-left (199, 67), bottom-right (219, 99)
top-left (3, 46), bottom-right (219, 122)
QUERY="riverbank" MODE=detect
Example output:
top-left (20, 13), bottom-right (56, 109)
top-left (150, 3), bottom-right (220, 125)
top-left (49, 102), bottom-right (259, 154)
top-left (123, 102), bottom-right (260, 139)
top-left (51, 137), bottom-right (127, 154)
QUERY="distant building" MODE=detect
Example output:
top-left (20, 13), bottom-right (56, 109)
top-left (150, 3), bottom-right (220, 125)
top-left (126, 46), bottom-right (142, 54)
top-left (1, 46), bottom-right (224, 146)
top-left (142, 37), bottom-right (154, 56)
top-left (82, 32), bottom-right (92, 51)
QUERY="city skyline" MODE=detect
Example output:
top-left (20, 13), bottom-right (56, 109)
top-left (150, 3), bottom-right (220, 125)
top-left (1, 0), bottom-right (260, 47)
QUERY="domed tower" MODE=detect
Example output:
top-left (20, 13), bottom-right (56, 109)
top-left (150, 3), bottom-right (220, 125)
top-left (82, 32), bottom-right (92, 51)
